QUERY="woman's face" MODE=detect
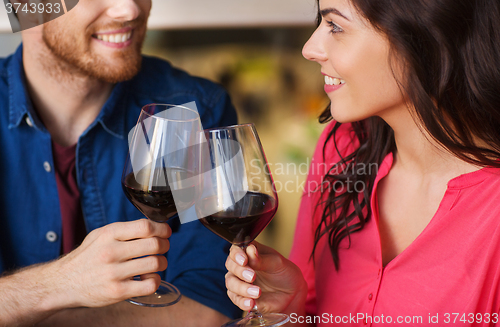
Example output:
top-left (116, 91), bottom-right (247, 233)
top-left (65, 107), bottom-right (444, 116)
top-left (303, 0), bottom-right (406, 123)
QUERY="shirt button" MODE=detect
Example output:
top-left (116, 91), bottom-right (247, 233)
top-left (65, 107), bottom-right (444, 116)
top-left (43, 161), bottom-right (52, 172)
top-left (46, 231), bottom-right (58, 242)
top-left (368, 293), bottom-right (373, 300)
top-left (25, 116), bottom-right (34, 127)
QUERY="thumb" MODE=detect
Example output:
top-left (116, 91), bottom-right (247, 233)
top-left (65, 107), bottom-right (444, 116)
top-left (246, 242), bottom-right (285, 274)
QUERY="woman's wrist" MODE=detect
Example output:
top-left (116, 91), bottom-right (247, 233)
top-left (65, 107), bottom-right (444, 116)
top-left (283, 277), bottom-right (308, 317)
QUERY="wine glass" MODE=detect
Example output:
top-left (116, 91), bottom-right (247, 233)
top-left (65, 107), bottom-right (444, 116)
top-left (121, 103), bottom-right (203, 307)
top-left (196, 123), bottom-right (290, 327)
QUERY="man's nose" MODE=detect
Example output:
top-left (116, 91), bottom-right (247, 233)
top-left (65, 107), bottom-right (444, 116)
top-left (105, 0), bottom-right (141, 22)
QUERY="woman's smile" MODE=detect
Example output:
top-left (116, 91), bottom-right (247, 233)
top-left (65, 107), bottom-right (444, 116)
top-left (323, 72), bottom-right (345, 93)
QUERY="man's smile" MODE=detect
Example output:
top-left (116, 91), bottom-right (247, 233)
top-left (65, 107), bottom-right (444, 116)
top-left (92, 27), bottom-right (133, 45)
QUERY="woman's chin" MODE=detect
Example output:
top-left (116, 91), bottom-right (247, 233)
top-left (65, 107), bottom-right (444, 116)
top-left (330, 107), bottom-right (365, 124)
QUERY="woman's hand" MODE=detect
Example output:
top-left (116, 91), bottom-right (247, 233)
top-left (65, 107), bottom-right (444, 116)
top-left (225, 241), bottom-right (308, 314)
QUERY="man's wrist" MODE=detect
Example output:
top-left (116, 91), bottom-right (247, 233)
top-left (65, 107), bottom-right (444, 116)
top-left (45, 258), bottom-right (82, 311)
top-left (0, 260), bottom-right (72, 325)
top-left (19, 259), bottom-right (73, 313)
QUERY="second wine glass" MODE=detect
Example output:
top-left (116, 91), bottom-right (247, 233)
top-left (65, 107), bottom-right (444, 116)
top-left (196, 123), bottom-right (290, 327)
top-left (122, 103), bottom-right (203, 307)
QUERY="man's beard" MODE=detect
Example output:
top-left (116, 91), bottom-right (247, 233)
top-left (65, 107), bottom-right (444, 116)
top-left (42, 20), bottom-right (147, 84)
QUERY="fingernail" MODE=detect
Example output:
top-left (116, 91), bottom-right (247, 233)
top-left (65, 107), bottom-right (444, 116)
top-left (247, 287), bottom-right (260, 297)
top-left (242, 269), bottom-right (254, 282)
top-left (252, 245), bottom-right (259, 258)
top-left (244, 299), bottom-right (252, 308)
top-left (236, 254), bottom-right (245, 266)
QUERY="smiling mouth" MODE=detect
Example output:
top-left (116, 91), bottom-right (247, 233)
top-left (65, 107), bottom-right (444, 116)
top-left (92, 31), bottom-right (132, 44)
top-left (325, 75), bottom-right (346, 86)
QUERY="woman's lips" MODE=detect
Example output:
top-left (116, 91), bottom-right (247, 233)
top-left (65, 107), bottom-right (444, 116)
top-left (322, 73), bottom-right (345, 93)
top-left (324, 84), bottom-right (345, 93)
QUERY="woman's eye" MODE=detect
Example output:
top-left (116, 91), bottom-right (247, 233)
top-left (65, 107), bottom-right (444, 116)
top-left (326, 20), bottom-right (343, 34)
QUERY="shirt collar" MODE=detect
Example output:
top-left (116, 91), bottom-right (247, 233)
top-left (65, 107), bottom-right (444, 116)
top-left (8, 44), bottom-right (37, 130)
top-left (92, 81), bottom-right (128, 139)
top-left (7, 44), bottom-right (128, 139)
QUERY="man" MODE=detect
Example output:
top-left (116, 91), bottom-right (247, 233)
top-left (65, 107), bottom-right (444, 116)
top-left (0, 0), bottom-right (239, 325)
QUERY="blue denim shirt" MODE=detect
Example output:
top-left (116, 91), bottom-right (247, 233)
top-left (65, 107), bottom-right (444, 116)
top-left (0, 45), bottom-right (240, 318)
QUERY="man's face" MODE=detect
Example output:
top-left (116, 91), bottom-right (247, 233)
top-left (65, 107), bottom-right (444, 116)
top-left (42, 0), bottom-right (152, 83)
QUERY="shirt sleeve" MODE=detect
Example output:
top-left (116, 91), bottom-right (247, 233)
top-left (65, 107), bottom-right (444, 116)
top-left (199, 87), bottom-right (238, 130)
top-left (288, 121), bottom-right (356, 316)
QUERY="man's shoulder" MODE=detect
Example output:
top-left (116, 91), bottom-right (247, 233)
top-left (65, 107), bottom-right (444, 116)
top-left (131, 55), bottom-right (227, 106)
top-left (0, 54), bottom-right (13, 82)
top-left (0, 54), bottom-right (14, 105)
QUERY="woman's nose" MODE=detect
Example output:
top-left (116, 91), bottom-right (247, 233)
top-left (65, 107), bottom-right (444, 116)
top-left (302, 28), bottom-right (328, 63)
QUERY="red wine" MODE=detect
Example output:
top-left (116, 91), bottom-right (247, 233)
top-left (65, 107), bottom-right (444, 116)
top-left (198, 192), bottom-right (277, 246)
top-left (122, 168), bottom-right (196, 222)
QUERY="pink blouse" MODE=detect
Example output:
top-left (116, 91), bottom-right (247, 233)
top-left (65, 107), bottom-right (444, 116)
top-left (289, 122), bottom-right (500, 326)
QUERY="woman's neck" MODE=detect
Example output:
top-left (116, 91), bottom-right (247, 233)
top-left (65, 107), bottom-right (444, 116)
top-left (381, 107), bottom-right (481, 182)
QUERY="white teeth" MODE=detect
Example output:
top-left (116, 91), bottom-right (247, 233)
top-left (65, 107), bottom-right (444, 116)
top-left (324, 75), bottom-right (346, 85)
top-left (95, 32), bottom-right (132, 43)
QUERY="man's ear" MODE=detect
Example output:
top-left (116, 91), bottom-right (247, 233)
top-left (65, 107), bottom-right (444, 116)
top-left (8, 0), bottom-right (43, 31)
top-left (6, 0), bottom-right (65, 32)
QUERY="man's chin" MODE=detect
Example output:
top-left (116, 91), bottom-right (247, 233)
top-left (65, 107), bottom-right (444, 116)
top-left (86, 57), bottom-right (142, 84)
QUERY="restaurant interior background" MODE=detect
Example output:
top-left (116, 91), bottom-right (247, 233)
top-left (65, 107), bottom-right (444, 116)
top-left (0, 0), bottom-right (329, 257)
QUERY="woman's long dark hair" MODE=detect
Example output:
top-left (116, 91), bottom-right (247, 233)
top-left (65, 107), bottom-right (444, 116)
top-left (314, 0), bottom-right (500, 270)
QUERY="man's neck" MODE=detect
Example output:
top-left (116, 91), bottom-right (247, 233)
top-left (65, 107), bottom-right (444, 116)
top-left (22, 41), bottom-right (113, 147)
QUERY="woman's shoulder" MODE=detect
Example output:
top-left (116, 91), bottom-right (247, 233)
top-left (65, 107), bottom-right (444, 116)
top-left (312, 120), bottom-right (359, 165)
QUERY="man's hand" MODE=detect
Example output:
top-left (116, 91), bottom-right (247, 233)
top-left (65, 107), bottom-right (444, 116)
top-left (0, 219), bottom-right (171, 326)
top-left (53, 219), bottom-right (171, 308)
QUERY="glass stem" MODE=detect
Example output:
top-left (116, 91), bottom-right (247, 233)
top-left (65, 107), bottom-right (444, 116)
top-left (239, 244), bottom-right (266, 325)
top-left (249, 305), bottom-right (265, 321)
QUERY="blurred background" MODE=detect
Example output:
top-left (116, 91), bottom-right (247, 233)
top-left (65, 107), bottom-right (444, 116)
top-left (0, 0), bottom-right (329, 257)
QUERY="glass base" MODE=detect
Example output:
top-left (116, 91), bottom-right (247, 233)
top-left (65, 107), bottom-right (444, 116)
top-left (222, 313), bottom-right (290, 327)
top-left (126, 280), bottom-right (181, 307)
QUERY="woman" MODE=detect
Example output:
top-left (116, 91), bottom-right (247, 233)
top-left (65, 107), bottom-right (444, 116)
top-left (225, 0), bottom-right (500, 325)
